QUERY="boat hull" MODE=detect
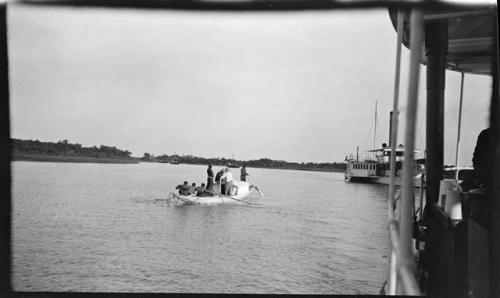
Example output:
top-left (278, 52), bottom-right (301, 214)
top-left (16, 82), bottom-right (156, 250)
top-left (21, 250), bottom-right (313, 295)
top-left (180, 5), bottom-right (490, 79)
top-left (170, 193), bottom-right (252, 205)
top-left (345, 172), bottom-right (423, 187)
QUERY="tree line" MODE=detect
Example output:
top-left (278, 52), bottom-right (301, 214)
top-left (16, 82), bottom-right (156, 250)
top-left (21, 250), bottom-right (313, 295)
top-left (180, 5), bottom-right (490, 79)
top-left (12, 139), bottom-right (133, 159)
top-left (11, 138), bottom-right (346, 171)
top-left (141, 153), bottom-right (346, 172)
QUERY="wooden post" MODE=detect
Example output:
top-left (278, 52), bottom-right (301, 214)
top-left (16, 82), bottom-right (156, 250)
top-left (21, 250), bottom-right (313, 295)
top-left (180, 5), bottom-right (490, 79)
top-left (0, 3), bottom-right (11, 293)
top-left (424, 21), bottom-right (448, 214)
top-left (489, 10), bottom-right (500, 298)
top-left (423, 18), bottom-right (448, 297)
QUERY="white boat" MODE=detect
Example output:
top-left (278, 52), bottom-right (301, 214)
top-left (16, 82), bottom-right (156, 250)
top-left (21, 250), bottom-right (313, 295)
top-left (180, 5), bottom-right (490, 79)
top-left (167, 180), bottom-right (263, 205)
top-left (344, 145), bottom-right (425, 187)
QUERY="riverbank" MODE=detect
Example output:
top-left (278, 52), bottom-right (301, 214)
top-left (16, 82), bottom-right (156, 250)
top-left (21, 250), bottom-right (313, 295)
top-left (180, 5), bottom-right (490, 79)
top-left (13, 153), bottom-right (139, 164)
top-left (11, 157), bottom-right (345, 172)
top-left (140, 160), bottom-right (346, 173)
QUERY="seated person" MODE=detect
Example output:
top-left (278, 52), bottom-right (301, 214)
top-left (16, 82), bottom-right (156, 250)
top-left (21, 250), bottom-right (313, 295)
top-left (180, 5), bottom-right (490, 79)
top-left (189, 183), bottom-right (197, 195)
top-left (194, 183), bottom-right (207, 197)
top-left (175, 181), bottom-right (191, 195)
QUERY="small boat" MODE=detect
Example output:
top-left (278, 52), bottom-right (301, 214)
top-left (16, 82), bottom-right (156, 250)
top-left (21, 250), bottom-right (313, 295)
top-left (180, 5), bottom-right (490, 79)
top-left (167, 181), bottom-right (263, 205)
top-left (170, 160), bottom-right (180, 165)
top-left (227, 154), bottom-right (239, 168)
top-left (227, 161), bottom-right (239, 168)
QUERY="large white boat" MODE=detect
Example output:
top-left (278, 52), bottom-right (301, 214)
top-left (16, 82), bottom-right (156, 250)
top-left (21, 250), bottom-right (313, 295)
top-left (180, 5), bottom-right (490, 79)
top-left (345, 144), bottom-right (425, 187)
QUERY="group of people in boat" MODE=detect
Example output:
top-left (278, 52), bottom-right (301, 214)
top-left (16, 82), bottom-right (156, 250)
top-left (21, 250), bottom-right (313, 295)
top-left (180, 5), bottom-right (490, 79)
top-left (175, 164), bottom-right (249, 197)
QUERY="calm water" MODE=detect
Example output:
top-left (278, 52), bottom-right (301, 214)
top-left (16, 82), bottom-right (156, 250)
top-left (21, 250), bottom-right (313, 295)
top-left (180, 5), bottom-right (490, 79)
top-left (12, 161), bottom-right (390, 294)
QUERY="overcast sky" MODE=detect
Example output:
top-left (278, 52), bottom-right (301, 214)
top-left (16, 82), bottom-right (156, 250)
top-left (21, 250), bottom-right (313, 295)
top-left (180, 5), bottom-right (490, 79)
top-left (8, 5), bottom-right (491, 164)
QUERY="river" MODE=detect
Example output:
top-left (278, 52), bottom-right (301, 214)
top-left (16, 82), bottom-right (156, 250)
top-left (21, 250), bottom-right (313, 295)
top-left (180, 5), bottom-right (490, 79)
top-left (12, 161), bottom-right (389, 294)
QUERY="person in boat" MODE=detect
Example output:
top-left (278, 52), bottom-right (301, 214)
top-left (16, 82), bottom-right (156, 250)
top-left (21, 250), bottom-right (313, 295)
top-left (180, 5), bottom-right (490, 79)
top-left (194, 183), bottom-right (208, 197)
top-left (240, 164), bottom-right (249, 182)
top-left (221, 168), bottom-right (234, 195)
top-left (189, 183), bottom-right (197, 195)
top-left (207, 164), bottom-right (214, 191)
top-left (215, 168), bottom-right (224, 194)
top-left (175, 181), bottom-right (191, 195)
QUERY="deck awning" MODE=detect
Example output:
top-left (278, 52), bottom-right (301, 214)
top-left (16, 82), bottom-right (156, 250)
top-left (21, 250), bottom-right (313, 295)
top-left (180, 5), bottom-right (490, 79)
top-left (388, 6), bottom-right (497, 75)
top-left (15, 0), bottom-right (498, 11)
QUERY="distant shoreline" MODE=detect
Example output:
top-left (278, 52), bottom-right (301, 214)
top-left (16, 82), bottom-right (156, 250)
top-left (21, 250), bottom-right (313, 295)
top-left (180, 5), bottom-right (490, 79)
top-left (11, 138), bottom-right (346, 172)
top-left (139, 160), bottom-right (346, 173)
top-left (11, 155), bottom-right (346, 172)
top-left (12, 153), bottom-right (139, 164)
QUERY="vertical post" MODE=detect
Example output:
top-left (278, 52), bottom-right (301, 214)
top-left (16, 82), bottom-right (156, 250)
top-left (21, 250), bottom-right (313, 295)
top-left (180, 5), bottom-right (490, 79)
top-left (401, 8), bottom-right (424, 263)
top-left (0, 3), bottom-right (11, 293)
top-left (374, 101), bottom-right (378, 150)
top-left (489, 10), bottom-right (500, 298)
top-left (389, 9), bottom-right (404, 213)
top-left (389, 111), bottom-right (393, 145)
top-left (388, 250), bottom-right (397, 294)
top-left (454, 72), bottom-right (465, 180)
top-left (424, 20), bottom-right (448, 213)
top-left (386, 11), bottom-right (404, 295)
top-left (356, 146), bottom-right (359, 162)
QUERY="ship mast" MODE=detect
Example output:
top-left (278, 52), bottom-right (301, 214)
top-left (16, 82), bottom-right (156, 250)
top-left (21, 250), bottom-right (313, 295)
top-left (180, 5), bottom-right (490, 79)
top-left (374, 101), bottom-right (378, 152)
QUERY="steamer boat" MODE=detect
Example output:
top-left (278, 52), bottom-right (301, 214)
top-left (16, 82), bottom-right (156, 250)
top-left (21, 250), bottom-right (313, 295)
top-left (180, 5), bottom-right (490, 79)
top-left (345, 144), bottom-right (425, 187)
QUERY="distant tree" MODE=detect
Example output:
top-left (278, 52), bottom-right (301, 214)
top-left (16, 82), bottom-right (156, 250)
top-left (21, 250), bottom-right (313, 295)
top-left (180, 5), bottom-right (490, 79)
top-left (12, 138), bottom-right (135, 160)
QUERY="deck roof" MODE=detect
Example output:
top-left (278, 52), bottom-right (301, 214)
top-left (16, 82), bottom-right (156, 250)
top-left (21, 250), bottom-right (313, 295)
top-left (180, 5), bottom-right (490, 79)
top-left (15, 0), bottom-right (499, 11)
top-left (388, 6), bottom-right (497, 75)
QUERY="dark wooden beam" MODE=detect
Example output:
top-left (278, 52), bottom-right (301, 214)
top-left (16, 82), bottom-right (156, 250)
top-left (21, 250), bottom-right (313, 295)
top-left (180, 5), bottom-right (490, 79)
top-left (488, 10), bottom-right (500, 298)
top-left (424, 21), bottom-right (447, 211)
top-left (0, 3), bottom-right (11, 294)
top-left (15, 0), bottom-right (499, 11)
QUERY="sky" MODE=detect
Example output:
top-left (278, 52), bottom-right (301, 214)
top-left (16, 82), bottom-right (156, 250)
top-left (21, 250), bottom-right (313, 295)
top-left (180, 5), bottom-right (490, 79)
top-left (8, 5), bottom-right (492, 164)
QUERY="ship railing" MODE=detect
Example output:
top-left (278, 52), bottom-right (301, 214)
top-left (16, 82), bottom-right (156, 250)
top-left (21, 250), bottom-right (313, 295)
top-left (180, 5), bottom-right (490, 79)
top-left (386, 205), bottom-right (421, 295)
top-left (384, 8), bottom-right (423, 296)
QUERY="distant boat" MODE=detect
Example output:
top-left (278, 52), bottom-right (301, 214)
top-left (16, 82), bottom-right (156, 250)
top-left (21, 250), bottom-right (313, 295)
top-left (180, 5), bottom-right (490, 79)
top-left (227, 161), bottom-right (239, 168)
top-left (170, 160), bottom-right (180, 165)
top-left (344, 145), bottom-right (425, 187)
top-left (227, 154), bottom-right (240, 168)
top-left (344, 107), bottom-right (424, 187)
